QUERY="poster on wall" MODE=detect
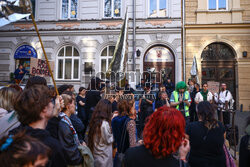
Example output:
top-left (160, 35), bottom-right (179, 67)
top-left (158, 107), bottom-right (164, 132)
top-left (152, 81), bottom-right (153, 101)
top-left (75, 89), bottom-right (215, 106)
top-left (30, 57), bottom-right (54, 77)
top-left (84, 62), bottom-right (93, 74)
top-left (207, 81), bottom-right (220, 94)
top-left (14, 45), bottom-right (37, 59)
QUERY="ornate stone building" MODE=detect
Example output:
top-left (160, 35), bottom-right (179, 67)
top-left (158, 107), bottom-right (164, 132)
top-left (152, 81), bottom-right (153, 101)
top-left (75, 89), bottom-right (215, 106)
top-left (0, 0), bottom-right (182, 89)
top-left (185, 0), bottom-right (250, 111)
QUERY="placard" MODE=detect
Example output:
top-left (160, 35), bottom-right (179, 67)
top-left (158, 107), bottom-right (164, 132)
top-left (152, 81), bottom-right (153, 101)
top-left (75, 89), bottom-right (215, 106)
top-left (30, 57), bottom-right (54, 77)
top-left (84, 62), bottom-right (93, 74)
top-left (207, 81), bottom-right (220, 94)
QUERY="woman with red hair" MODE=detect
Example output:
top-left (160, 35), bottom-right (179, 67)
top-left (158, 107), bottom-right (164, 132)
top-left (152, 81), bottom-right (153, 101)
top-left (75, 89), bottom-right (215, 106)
top-left (124, 106), bottom-right (190, 167)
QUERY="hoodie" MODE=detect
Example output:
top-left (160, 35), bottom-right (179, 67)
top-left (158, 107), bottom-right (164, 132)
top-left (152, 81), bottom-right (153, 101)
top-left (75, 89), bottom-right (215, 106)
top-left (9, 125), bottom-right (67, 167)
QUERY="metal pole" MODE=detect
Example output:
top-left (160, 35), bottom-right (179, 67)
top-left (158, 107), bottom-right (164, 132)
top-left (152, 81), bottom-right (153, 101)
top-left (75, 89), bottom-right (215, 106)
top-left (30, 14), bottom-right (59, 95)
top-left (133, 0), bottom-right (136, 71)
top-left (182, 0), bottom-right (186, 81)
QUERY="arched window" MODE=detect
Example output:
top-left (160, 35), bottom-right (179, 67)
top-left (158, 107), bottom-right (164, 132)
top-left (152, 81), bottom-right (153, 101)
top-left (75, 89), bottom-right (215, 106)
top-left (100, 46), bottom-right (115, 79)
top-left (201, 43), bottom-right (235, 61)
top-left (57, 46), bottom-right (80, 80)
top-left (144, 45), bottom-right (175, 83)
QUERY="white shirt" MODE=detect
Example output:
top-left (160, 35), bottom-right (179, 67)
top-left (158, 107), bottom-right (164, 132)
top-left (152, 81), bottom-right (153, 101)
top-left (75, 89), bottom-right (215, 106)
top-left (195, 91), bottom-right (213, 103)
top-left (214, 90), bottom-right (233, 110)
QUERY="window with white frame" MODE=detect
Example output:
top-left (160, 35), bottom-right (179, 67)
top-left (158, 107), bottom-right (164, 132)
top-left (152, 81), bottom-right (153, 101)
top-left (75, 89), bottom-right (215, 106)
top-left (57, 46), bottom-right (80, 80)
top-left (100, 46), bottom-right (115, 79)
top-left (104, 0), bottom-right (121, 18)
top-left (62, 0), bottom-right (78, 19)
top-left (149, 0), bottom-right (168, 17)
top-left (208, 0), bottom-right (227, 10)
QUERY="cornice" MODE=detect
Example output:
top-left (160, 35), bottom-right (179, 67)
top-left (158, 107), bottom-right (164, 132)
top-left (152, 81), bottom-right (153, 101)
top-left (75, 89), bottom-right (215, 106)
top-left (185, 23), bottom-right (250, 29)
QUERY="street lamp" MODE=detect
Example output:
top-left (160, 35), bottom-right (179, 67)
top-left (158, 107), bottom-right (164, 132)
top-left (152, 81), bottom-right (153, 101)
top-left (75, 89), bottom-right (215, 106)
top-left (136, 49), bottom-right (141, 57)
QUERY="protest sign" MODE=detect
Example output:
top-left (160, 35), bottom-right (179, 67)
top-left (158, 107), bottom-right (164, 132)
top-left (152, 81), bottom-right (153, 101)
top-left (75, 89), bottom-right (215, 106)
top-left (30, 57), bottom-right (54, 77)
top-left (207, 81), bottom-right (220, 94)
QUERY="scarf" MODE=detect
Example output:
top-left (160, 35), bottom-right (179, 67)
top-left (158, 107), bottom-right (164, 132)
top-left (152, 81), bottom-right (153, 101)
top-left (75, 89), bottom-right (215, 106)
top-left (60, 112), bottom-right (80, 146)
top-left (200, 90), bottom-right (208, 101)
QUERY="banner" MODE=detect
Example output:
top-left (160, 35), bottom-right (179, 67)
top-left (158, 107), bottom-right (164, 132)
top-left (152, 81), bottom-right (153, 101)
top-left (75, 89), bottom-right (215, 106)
top-left (0, 0), bottom-right (32, 27)
top-left (190, 55), bottom-right (200, 84)
top-left (207, 81), bottom-right (220, 94)
top-left (106, 8), bottom-right (129, 85)
top-left (30, 57), bottom-right (54, 77)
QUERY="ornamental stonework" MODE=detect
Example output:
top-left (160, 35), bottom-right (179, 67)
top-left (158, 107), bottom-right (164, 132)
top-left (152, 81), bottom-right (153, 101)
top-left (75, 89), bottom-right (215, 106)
top-left (99, 21), bottom-right (123, 27)
top-left (14, 23), bottom-right (33, 29)
top-left (145, 20), bottom-right (172, 26)
top-left (56, 22), bottom-right (80, 28)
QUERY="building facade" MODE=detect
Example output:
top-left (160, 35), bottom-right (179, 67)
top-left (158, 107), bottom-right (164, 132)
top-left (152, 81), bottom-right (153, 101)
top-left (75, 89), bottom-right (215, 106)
top-left (185, 0), bottom-right (250, 111)
top-left (0, 0), bottom-right (182, 90)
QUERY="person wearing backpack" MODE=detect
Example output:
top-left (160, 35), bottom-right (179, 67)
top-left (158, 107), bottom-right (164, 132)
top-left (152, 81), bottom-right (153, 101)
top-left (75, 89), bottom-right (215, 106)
top-left (214, 83), bottom-right (233, 125)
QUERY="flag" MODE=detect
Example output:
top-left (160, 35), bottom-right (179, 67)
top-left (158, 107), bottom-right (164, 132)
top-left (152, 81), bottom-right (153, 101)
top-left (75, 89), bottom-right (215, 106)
top-left (190, 55), bottom-right (200, 84)
top-left (106, 8), bottom-right (129, 86)
top-left (0, 0), bottom-right (32, 27)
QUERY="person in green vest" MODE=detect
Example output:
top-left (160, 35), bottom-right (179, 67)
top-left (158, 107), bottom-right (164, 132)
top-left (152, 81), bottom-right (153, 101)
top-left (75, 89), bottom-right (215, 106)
top-left (170, 81), bottom-right (191, 123)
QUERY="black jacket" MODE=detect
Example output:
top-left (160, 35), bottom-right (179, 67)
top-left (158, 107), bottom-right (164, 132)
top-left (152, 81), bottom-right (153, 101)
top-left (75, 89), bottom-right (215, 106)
top-left (85, 90), bottom-right (101, 113)
top-left (124, 145), bottom-right (180, 167)
top-left (46, 116), bottom-right (62, 140)
top-left (9, 125), bottom-right (66, 167)
top-left (70, 114), bottom-right (85, 142)
top-left (58, 121), bottom-right (83, 165)
top-left (239, 135), bottom-right (250, 167)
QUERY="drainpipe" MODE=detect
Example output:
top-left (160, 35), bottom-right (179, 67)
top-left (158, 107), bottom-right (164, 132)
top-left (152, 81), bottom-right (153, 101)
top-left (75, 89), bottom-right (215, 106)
top-left (133, 0), bottom-right (136, 71)
top-left (182, 0), bottom-right (186, 81)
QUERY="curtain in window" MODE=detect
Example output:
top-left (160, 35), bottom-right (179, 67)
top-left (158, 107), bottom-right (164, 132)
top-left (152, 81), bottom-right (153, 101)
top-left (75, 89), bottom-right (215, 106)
top-left (104, 0), bottom-right (112, 17)
top-left (71, 0), bottom-right (77, 18)
top-left (62, 0), bottom-right (69, 19)
top-left (114, 0), bottom-right (121, 17)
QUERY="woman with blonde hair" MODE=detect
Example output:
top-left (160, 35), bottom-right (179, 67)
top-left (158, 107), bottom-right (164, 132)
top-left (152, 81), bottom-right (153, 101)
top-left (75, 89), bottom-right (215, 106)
top-left (0, 87), bottom-right (20, 138)
top-left (58, 92), bottom-right (85, 165)
top-left (0, 87), bottom-right (18, 118)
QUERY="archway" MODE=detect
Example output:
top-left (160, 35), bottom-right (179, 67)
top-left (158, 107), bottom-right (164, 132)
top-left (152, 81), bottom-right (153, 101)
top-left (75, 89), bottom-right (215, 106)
top-left (201, 42), bottom-right (236, 98)
top-left (143, 45), bottom-right (175, 83)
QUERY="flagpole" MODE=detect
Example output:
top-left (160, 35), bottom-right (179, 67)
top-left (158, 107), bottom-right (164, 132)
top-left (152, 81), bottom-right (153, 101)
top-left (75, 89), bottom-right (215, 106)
top-left (30, 14), bottom-right (59, 95)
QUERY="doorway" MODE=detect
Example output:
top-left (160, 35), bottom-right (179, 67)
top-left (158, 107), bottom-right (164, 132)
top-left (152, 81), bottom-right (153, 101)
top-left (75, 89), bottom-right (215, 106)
top-left (143, 45), bottom-right (175, 84)
top-left (201, 42), bottom-right (236, 99)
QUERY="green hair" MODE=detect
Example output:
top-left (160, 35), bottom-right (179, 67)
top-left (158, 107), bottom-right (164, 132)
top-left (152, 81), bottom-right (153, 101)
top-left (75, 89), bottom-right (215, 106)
top-left (175, 81), bottom-right (187, 92)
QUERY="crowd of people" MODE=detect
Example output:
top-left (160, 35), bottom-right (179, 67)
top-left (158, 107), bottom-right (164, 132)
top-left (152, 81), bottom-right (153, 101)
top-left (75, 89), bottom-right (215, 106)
top-left (0, 75), bottom-right (249, 167)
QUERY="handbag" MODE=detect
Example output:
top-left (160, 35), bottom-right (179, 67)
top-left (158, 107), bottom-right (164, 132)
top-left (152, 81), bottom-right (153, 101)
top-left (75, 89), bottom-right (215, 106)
top-left (114, 119), bottom-right (129, 167)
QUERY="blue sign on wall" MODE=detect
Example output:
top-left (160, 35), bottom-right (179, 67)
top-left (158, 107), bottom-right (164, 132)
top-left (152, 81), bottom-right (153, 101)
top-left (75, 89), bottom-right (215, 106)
top-left (14, 45), bottom-right (37, 59)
